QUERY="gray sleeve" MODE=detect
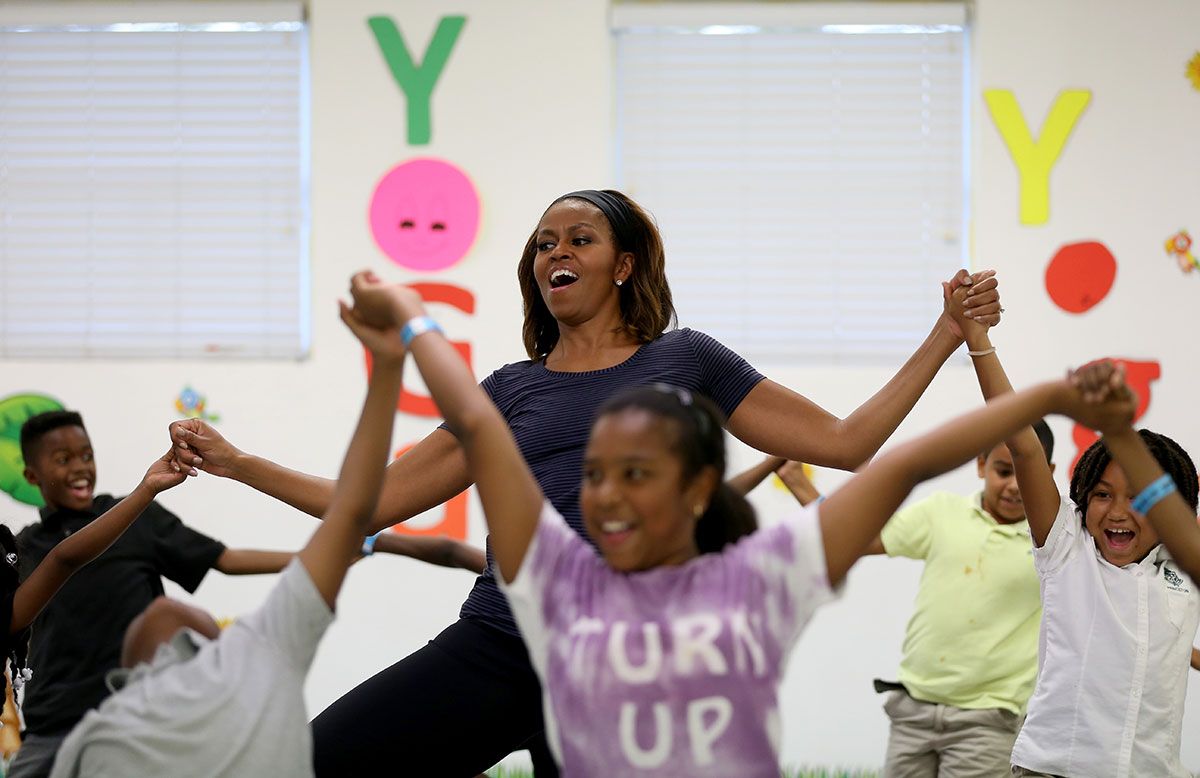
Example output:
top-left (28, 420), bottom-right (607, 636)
top-left (48, 718), bottom-right (88, 778)
top-left (237, 558), bottom-right (334, 672)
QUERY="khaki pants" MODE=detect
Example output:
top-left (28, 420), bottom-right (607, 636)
top-left (7, 731), bottom-right (69, 778)
top-left (882, 689), bottom-right (1022, 778)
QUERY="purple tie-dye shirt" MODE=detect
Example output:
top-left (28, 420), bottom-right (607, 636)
top-left (500, 501), bottom-right (833, 776)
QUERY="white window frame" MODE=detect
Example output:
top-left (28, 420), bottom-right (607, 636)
top-left (0, 1), bottom-right (310, 360)
top-left (613, 2), bottom-right (970, 366)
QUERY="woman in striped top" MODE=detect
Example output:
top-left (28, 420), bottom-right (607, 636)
top-left (168, 189), bottom-right (1001, 777)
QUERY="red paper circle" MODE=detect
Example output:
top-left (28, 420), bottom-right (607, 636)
top-left (1045, 241), bottom-right (1117, 314)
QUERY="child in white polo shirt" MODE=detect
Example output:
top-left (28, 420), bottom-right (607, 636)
top-left (1102, 422), bottom-right (1200, 682)
top-left (1002, 360), bottom-right (1200, 778)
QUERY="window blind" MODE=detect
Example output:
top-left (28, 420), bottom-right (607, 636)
top-left (0, 2), bottom-right (308, 359)
top-left (614, 3), bottom-right (967, 365)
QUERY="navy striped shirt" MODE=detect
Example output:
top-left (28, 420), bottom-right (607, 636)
top-left (454, 327), bottom-right (765, 635)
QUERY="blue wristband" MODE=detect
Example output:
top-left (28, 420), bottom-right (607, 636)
top-left (401, 315), bottom-right (443, 348)
top-left (1131, 474), bottom-right (1177, 515)
top-left (361, 532), bottom-right (381, 556)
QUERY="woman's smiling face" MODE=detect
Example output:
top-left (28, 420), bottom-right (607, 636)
top-left (531, 199), bottom-right (631, 328)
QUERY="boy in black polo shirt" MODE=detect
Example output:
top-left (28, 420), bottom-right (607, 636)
top-left (9, 410), bottom-right (293, 778)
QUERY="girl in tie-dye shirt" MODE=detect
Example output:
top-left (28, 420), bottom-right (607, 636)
top-left (350, 276), bottom-right (1131, 777)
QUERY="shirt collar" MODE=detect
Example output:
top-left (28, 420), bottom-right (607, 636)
top-left (971, 491), bottom-right (1030, 536)
top-left (38, 501), bottom-right (101, 532)
top-left (1090, 540), bottom-right (1173, 572)
top-left (104, 628), bottom-right (206, 693)
top-left (1143, 544), bottom-right (1172, 570)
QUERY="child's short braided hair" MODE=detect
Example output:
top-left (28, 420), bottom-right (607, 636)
top-left (1070, 430), bottom-right (1199, 519)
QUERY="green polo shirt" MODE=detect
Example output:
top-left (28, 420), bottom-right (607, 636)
top-left (881, 491), bottom-right (1041, 714)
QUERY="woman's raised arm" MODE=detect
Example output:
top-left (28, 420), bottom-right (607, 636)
top-left (729, 269), bottom-right (1001, 470)
top-left (170, 391), bottom-right (471, 536)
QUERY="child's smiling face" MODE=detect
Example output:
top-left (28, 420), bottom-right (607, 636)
top-left (23, 425), bottom-right (96, 512)
top-left (580, 409), bottom-right (713, 572)
top-left (1084, 462), bottom-right (1160, 567)
top-left (977, 444), bottom-right (1026, 524)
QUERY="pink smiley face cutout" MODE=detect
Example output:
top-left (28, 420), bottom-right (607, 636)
top-left (369, 158), bottom-right (481, 272)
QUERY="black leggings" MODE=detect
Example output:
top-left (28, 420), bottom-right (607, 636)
top-left (311, 618), bottom-right (558, 777)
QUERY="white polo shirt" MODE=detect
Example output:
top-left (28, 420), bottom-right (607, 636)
top-left (1011, 497), bottom-right (1200, 778)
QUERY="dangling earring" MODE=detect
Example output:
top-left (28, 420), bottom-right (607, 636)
top-left (615, 279), bottom-right (624, 287)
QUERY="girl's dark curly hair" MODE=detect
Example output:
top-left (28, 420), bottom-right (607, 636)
top-left (1070, 429), bottom-right (1199, 520)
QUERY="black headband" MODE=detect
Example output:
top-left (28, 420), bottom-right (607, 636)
top-left (647, 383), bottom-right (714, 439)
top-left (555, 189), bottom-right (637, 250)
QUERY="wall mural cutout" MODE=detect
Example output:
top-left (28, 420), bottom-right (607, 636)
top-left (1165, 230), bottom-right (1198, 274)
top-left (367, 15), bottom-right (466, 146)
top-left (367, 16), bottom-right (475, 542)
top-left (1044, 240), bottom-right (1116, 314)
top-left (369, 158), bottom-right (481, 272)
top-left (983, 89), bottom-right (1091, 226)
top-left (0, 393), bottom-right (65, 507)
top-left (175, 386), bottom-right (220, 424)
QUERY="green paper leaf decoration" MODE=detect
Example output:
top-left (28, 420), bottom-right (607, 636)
top-left (0, 393), bottom-right (66, 507)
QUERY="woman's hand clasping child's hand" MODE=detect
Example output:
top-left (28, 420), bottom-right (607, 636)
top-left (941, 269), bottom-right (1002, 341)
top-left (142, 449), bottom-right (188, 494)
top-left (1060, 360), bottom-right (1137, 434)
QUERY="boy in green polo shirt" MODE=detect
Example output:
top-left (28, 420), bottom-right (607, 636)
top-left (871, 424), bottom-right (1051, 777)
top-left (767, 287), bottom-right (1050, 776)
top-left (874, 290), bottom-right (1053, 776)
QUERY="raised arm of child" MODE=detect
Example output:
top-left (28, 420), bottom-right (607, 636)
top-left (816, 366), bottom-right (1134, 586)
top-left (727, 455), bottom-right (825, 508)
top-left (369, 533), bottom-right (487, 575)
top-left (776, 461), bottom-right (823, 507)
top-left (213, 549), bottom-right (295, 576)
top-left (1083, 365), bottom-right (1200, 582)
top-left (294, 294), bottom-right (406, 608)
top-left (11, 451), bottom-right (185, 633)
top-left (727, 456), bottom-right (787, 496)
top-left (949, 272), bottom-right (1061, 546)
top-left (350, 272), bottom-right (543, 585)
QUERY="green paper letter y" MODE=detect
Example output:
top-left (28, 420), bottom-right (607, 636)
top-left (368, 15), bottom-right (467, 146)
